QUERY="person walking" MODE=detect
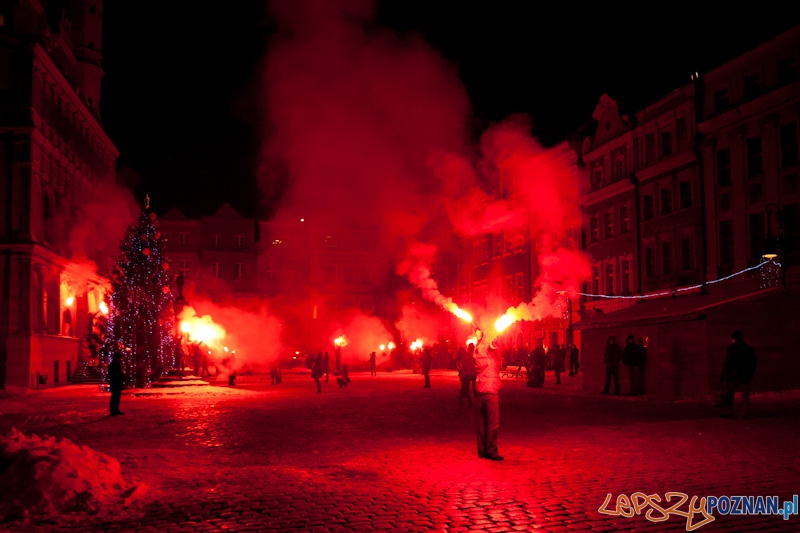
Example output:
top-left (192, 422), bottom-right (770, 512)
top-left (622, 334), bottom-right (646, 395)
top-left (720, 330), bottom-right (757, 419)
top-left (553, 344), bottom-right (565, 384)
top-left (458, 345), bottom-right (478, 407)
top-left (474, 333), bottom-right (503, 461)
top-left (369, 351), bottom-right (377, 377)
top-left (311, 352), bottom-right (324, 393)
top-left (569, 344), bottom-right (580, 376)
top-left (324, 352), bottom-right (330, 382)
top-left (420, 348), bottom-right (432, 388)
top-left (602, 336), bottom-right (622, 395)
top-left (109, 350), bottom-right (126, 416)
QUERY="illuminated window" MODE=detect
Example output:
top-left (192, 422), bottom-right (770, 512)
top-left (234, 263), bottom-right (246, 279)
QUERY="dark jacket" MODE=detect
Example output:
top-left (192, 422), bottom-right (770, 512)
top-left (622, 336), bottom-right (646, 367)
top-left (311, 356), bottom-right (324, 379)
top-left (721, 341), bottom-right (757, 383)
top-left (109, 356), bottom-right (125, 391)
top-left (604, 339), bottom-right (622, 366)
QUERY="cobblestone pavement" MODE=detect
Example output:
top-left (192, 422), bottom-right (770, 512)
top-left (1, 370), bottom-right (799, 532)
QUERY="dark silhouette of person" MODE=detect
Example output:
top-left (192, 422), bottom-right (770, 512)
top-left (720, 330), bottom-right (757, 419)
top-left (420, 348), bottom-right (432, 388)
top-left (602, 336), bottom-right (622, 394)
top-left (270, 364), bottom-right (280, 385)
top-left (174, 340), bottom-right (185, 372)
top-left (192, 342), bottom-right (202, 376)
top-left (458, 345), bottom-right (478, 407)
top-left (474, 334), bottom-right (503, 461)
top-left (552, 344), bottom-right (565, 384)
top-left (622, 334), bottom-right (646, 395)
top-left (109, 351), bottom-right (125, 416)
top-left (569, 344), bottom-right (580, 376)
top-left (337, 365), bottom-right (351, 388)
top-left (369, 352), bottom-right (377, 377)
top-left (200, 349), bottom-right (211, 378)
top-left (324, 352), bottom-right (330, 382)
top-left (227, 352), bottom-right (237, 386)
top-left (311, 352), bottom-right (324, 393)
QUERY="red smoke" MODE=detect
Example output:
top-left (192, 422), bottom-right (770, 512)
top-left (258, 1), bottom-right (590, 337)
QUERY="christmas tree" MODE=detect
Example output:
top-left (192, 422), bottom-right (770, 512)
top-left (102, 200), bottom-right (176, 388)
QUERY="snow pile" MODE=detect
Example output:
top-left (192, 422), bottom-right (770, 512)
top-left (0, 427), bottom-right (146, 521)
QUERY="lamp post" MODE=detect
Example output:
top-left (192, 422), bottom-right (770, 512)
top-left (763, 203), bottom-right (785, 287)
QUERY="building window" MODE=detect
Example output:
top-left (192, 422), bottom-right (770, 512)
top-left (660, 187), bottom-right (673, 216)
top-left (592, 166), bottom-right (603, 190)
top-left (714, 88), bottom-right (730, 114)
top-left (590, 216), bottom-right (599, 243)
top-left (778, 56), bottom-right (797, 85)
top-left (676, 117), bottom-right (689, 152)
top-left (743, 73), bottom-right (761, 100)
top-left (661, 241), bottom-right (673, 275)
top-left (236, 236), bottom-right (245, 249)
top-left (325, 265), bottom-right (336, 283)
top-left (645, 246), bottom-right (655, 278)
top-left (324, 235), bottom-right (336, 249)
top-left (605, 261), bottom-right (615, 296)
top-left (234, 263), bottom-right (246, 279)
top-left (211, 235), bottom-right (221, 248)
top-left (643, 195), bottom-right (655, 221)
top-left (746, 136), bottom-right (763, 177)
top-left (645, 133), bottom-right (656, 163)
top-left (360, 300), bottom-right (372, 312)
top-left (719, 193), bottom-right (731, 211)
top-left (515, 272), bottom-right (524, 301)
top-left (342, 300), bottom-right (354, 310)
top-left (591, 265), bottom-right (600, 295)
top-left (480, 239), bottom-right (489, 264)
top-left (679, 181), bottom-right (692, 209)
top-left (680, 237), bottom-right (693, 271)
top-left (716, 148), bottom-right (732, 186)
top-left (619, 204), bottom-right (630, 234)
top-left (749, 212), bottom-right (765, 262)
top-left (89, 5), bottom-right (96, 14)
top-left (494, 232), bottom-right (503, 257)
top-left (749, 183), bottom-right (764, 204)
top-left (661, 131), bottom-right (673, 158)
top-left (783, 173), bottom-right (799, 195)
top-left (179, 233), bottom-right (190, 246)
top-left (504, 275), bottom-right (514, 300)
top-left (621, 257), bottom-right (632, 295)
top-left (343, 266), bottom-right (354, 283)
top-left (212, 263), bottom-right (222, 279)
top-left (265, 262), bottom-right (277, 281)
top-left (603, 211), bottom-right (614, 239)
top-left (179, 260), bottom-right (190, 278)
top-left (781, 122), bottom-right (799, 167)
top-left (719, 220), bottom-right (734, 266)
top-left (614, 156), bottom-right (624, 181)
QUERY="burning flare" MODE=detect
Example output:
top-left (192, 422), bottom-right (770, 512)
top-left (178, 306), bottom-right (226, 348)
top-left (334, 335), bottom-right (348, 347)
top-left (448, 304), bottom-right (473, 323)
top-left (410, 339), bottom-right (424, 352)
top-left (495, 313), bottom-right (515, 333)
top-left (98, 301), bottom-right (109, 315)
top-left (465, 336), bottom-right (478, 346)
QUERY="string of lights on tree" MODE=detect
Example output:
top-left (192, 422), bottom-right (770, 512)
top-left (560, 259), bottom-right (778, 300)
top-left (101, 198), bottom-right (176, 389)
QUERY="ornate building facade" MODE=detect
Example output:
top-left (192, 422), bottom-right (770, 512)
top-left (0, 0), bottom-right (117, 389)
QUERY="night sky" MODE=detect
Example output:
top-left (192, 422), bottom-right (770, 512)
top-left (100, 2), bottom-right (800, 219)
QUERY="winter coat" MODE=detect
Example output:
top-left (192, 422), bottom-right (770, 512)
top-left (622, 338), bottom-right (646, 367)
top-left (459, 350), bottom-right (478, 377)
top-left (604, 343), bottom-right (622, 366)
top-left (311, 359), bottom-right (324, 379)
top-left (721, 341), bottom-right (757, 384)
top-left (109, 357), bottom-right (125, 391)
top-left (474, 343), bottom-right (501, 394)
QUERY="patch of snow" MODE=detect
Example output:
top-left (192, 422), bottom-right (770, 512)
top-left (0, 427), bottom-right (146, 521)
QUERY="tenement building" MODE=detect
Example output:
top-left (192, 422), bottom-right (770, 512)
top-left (0, 1), bottom-right (117, 389)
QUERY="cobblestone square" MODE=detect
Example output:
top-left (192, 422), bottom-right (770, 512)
top-left (1, 371), bottom-right (798, 532)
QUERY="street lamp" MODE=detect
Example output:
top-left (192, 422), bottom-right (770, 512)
top-left (762, 203), bottom-right (785, 286)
